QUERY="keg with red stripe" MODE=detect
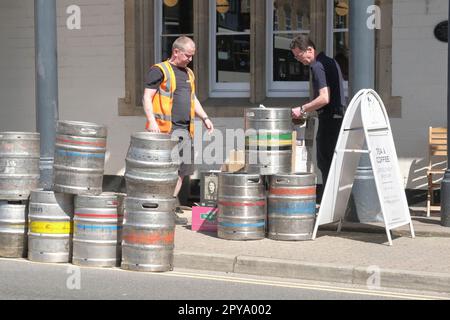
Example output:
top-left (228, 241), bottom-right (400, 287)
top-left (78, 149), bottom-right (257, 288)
top-left (121, 196), bottom-right (176, 272)
top-left (53, 121), bottom-right (107, 195)
top-left (218, 173), bottom-right (266, 240)
top-left (268, 173), bottom-right (317, 241)
top-left (72, 193), bottom-right (124, 267)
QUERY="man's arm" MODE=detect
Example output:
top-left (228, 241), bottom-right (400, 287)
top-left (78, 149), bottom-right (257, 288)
top-left (142, 88), bottom-right (160, 132)
top-left (194, 97), bottom-right (214, 134)
top-left (292, 87), bottom-right (330, 119)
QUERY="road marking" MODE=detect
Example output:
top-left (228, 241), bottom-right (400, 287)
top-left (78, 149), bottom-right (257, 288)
top-left (161, 270), bottom-right (449, 300)
top-left (0, 258), bottom-right (448, 300)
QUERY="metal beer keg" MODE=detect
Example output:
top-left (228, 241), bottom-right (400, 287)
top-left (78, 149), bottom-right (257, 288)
top-left (0, 201), bottom-right (28, 258)
top-left (245, 108), bottom-right (293, 175)
top-left (268, 173), bottom-right (317, 241)
top-left (72, 193), bottom-right (124, 267)
top-left (53, 121), bottom-right (107, 195)
top-left (28, 190), bottom-right (74, 263)
top-left (121, 196), bottom-right (176, 272)
top-left (125, 132), bottom-right (180, 198)
top-left (218, 173), bottom-right (266, 240)
top-left (0, 132), bottom-right (40, 200)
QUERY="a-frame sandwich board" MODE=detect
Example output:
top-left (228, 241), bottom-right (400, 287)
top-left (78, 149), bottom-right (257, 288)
top-left (312, 89), bottom-right (415, 246)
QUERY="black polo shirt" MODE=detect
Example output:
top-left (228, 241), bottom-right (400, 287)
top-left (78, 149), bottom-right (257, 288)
top-left (310, 52), bottom-right (346, 118)
top-left (144, 63), bottom-right (192, 131)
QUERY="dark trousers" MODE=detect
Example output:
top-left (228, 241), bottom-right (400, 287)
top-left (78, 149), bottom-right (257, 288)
top-left (316, 116), bottom-right (343, 189)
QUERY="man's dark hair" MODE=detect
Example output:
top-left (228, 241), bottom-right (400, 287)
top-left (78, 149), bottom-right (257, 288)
top-left (290, 35), bottom-right (316, 51)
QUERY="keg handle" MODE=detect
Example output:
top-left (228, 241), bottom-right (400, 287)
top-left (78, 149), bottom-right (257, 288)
top-left (142, 203), bottom-right (159, 209)
top-left (247, 178), bottom-right (261, 184)
top-left (80, 128), bottom-right (97, 135)
top-left (276, 178), bottom-right (289, 184)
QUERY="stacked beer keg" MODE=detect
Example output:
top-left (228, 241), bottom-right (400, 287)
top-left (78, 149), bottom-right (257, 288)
top-left (217, 107), bottom-right (317, 242)
top-left (122, 132), bottom-right (180, 272)
top-left (0, 132), bottom-right (40, 258)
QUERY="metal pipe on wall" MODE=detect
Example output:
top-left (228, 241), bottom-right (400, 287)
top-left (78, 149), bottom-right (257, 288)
top-left (34, 0), bottom-right (59, 190)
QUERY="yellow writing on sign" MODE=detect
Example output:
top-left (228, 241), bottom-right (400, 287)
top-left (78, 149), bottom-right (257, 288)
top-left (30, 221), bottom-right (72, 234)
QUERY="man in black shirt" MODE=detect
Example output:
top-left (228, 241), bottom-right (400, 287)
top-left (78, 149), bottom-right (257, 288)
top-left (143, 36), bottom-right (214, 224)
top-left (290, 35), bottom-right (345, 193)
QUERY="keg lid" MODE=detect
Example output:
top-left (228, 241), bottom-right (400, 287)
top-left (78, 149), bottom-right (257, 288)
top-left (57, 121), bottom-right (108, 138)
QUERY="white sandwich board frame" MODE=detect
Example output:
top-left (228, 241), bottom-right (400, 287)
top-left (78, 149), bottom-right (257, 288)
top-left (312, 89), bottom-right (415, 246)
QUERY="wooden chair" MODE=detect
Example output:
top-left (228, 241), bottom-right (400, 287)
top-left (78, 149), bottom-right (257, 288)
top-left (427, 127), bottom-right (447, 217)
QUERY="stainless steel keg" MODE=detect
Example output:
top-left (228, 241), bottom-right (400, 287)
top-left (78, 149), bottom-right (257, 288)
top-left (28, 190), bottom-right (74, 263)
top-left (121, 196), bottom-right (176, 272)
top-left (268, 173), bottom-right (316, 241)
top-left (218, 173), bottom-right (266, 240)
top-left (53, 121), bottom-right (107, 195)
top-left (0, 201), bottom-right (27, 258)
top-left (0, 132), bottom-right (40, 200)
top-left (72, 193), bottom-right (124, 267)
top-left (125, 132), bottom-right (180, 198)
top-left (245, 108), bottom-right (293, 175)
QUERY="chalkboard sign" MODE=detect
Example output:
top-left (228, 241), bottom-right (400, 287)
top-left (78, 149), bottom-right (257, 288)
top-left (434, 21), bottom-right (448, 43)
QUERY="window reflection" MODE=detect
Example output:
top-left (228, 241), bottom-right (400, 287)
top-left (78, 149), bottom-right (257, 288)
top-left (272, 0), bottom-right (311, 82)
top-left (215, 0), bottom-right (250, 83)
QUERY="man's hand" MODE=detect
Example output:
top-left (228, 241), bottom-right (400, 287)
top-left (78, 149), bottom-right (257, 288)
top-left (203, 118), bottom-right (214, 135)
top-left (146, 118), bottom-right (161, 133)
top-left (292, 106), bottom-right (305, 119)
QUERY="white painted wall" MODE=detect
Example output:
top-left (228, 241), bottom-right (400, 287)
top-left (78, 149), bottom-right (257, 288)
top-left (1, 0), bottom-right (448, 190)
top-left (0, 0), bottom-right (143, 176)
top-left (392, 0), bottom-right (448, 189)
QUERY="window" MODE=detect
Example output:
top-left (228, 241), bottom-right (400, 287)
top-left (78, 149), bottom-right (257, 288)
top-left (155, 0), bottom-right (194, 63)
top-left (266, 0), bottom-right (311, 98)
top-left (210, 0), bottom-right (251, 98)
top-left (327, 0), bottom-right (349, 81)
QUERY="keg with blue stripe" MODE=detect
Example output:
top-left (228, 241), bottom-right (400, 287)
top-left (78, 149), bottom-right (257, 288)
top-left (268, 173), bottom-right (316, 241)
top-left (125, 132), bottom-right (180, 198)
top-left (72, 193), bottom-right (124, 267)
top-left (218, 173), bottom-right (266, 241)
top-left (53, 121), bottom-right (107, 195)
top-left (245, 108), bottom-right (293, 175)
top-left (0, 201), bottom-right (28, 258)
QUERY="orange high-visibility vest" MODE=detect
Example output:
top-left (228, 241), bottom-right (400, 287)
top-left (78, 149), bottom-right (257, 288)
top-left (146, 61), bottom-right (196, 137)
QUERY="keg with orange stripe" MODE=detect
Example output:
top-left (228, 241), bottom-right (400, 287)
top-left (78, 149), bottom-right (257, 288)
top-left (218, 173), bottom-right (266, 240)
top-left (28, 190), bottom-right (74, 263)
top-left (53, 121), bottom-right (107, 195)
top-left (72, 193), bottom-right (124, 267)
top-left (268, 173), bottom-right (317, 241)
top-left (121, 196), bottom-right (176, 272)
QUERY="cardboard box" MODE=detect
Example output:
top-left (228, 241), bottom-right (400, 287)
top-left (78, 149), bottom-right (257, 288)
top-left (191, 206), bottom-right (218, 232)
top-left (221, 149), bottom-right (245, 173)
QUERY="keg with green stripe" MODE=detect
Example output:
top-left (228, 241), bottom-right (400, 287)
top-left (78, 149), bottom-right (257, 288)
top-left (245, 108), bottom-right (293, 175)
top-left (72, 193), bottom-right (124, 268)
top-left (28, 190), bottom-right (74, 263)
top-left (53, 121), bottom-right (107, 195)
top-left (268, 173), bottom-right (317, 241)
top-left (218, 173), bottom-right (266, 240)
top-left (0, 201), bottom-right (28, 258)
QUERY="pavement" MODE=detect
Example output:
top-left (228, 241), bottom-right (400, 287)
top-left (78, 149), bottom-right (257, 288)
top-left (173, 205), bottom-right (450, 295)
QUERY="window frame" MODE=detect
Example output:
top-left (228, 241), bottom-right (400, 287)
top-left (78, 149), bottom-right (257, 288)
top-left (209, 0), bottom-right (251, 98)
top-left (265, 0), bottom-right (310, 98)
top-left (154, 0), bottom-right (195, 64)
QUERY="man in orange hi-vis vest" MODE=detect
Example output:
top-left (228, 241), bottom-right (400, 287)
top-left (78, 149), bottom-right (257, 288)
top-left (143, 36), bottom-right (214, 225)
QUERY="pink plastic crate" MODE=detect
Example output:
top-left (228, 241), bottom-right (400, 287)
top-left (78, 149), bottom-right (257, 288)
top-left (191, 206), bottom-right (218, 232)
